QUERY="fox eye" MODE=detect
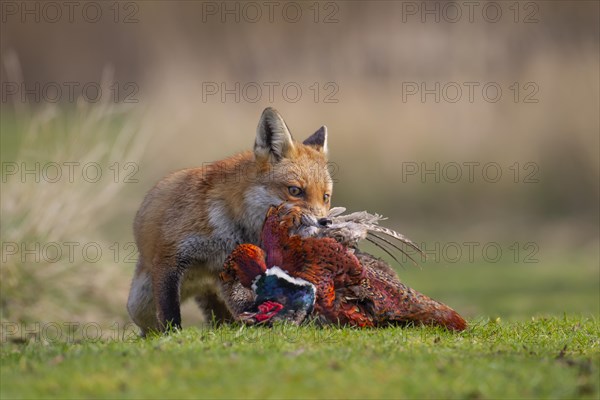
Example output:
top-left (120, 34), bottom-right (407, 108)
top-left (323, 194), bottom-right (330, 203)
top-left (288, 186), bottom-right (303, 197)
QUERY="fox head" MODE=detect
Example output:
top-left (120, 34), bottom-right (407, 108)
top-left (253, 107), bottom-right (332, 219)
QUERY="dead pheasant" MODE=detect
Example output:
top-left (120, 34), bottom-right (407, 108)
top-left (221, 204), bottom-right (467, 331)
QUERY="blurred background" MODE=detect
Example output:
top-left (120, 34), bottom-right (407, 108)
top-left (1, 1), bottom-right (598, 334)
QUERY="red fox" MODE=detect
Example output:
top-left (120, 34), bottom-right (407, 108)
top-left (127, 108), bottom-right (332, 334)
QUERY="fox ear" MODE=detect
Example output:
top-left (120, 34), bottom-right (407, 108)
top-left (255, 107), bottom-right (295, 162)
top-left (303, 126), bottom-right (328, 154)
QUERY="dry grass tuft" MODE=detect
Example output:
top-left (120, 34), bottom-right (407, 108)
top-left (1, 58), bottom-right (150, 326)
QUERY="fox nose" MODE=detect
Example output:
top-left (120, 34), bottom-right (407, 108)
top-left (318, 217), bottom-right (332, 227)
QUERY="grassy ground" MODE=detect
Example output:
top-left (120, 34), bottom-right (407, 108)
top-left (1, 67), bottom-right (597, 398)
top-left (1, 317), bottom-right (598, 399)
top-left (1, 109), bottom-right (598, 399)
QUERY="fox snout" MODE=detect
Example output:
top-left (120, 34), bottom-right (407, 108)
top-left (266, 203), bottom-right (329, 232)
top-left (290, 201), bottom-right (330, 220)
top-left (286, 202), bottom-right (331, 220)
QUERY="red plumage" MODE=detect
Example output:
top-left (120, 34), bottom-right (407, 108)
top-left (223, 204), bottom-right (467, 331)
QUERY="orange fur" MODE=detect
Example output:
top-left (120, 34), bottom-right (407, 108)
top-left (127, 108), bottom-right (332, 334)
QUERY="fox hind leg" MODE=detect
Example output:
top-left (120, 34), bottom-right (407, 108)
top-left (195, 289), bottom-right (234, 325)
top-left (127, 262), bottom-right (159, 336)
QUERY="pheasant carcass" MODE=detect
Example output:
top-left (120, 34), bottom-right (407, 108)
top-left (220, 204), bottom-right (467, 331)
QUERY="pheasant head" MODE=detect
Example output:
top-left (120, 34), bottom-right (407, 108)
top-left (242, 266), bottom-right (316, 324)
top-left (221, 242), bottom-right (316, 325)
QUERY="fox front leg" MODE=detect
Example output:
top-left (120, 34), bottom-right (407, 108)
top-left (152, 263), bottom-right (185, 332)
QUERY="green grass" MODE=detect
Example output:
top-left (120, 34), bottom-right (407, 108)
top-left (1, 317), bottom-right (598, 399)
top-left (1, 99), bottom-right (598, 399)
